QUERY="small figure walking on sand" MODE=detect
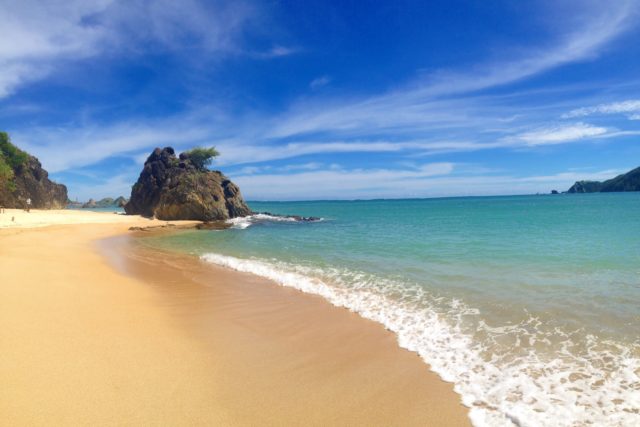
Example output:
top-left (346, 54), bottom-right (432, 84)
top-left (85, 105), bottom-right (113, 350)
top-left (26, 198), bottom-right (31, 213)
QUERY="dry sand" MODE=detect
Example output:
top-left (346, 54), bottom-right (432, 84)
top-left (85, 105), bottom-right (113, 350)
top-left (0, 210), bottom-right (470, 426)
top-left (0, 208), bottom-right (157, 229)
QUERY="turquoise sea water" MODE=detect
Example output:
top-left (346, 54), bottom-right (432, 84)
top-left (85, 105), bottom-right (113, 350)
top-left (145, 193), bottom-right (640, 426)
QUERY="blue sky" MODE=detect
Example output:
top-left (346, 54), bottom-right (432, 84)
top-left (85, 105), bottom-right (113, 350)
top-left (1, 0), bottom-right (640, 201)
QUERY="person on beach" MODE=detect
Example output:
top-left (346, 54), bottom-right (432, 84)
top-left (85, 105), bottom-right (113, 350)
top-left (26, 198), bottom-right (31, 212)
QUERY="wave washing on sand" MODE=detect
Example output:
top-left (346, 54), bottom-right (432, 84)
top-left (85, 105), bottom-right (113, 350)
top-left (226, 214), bottom-right (324, 229)
top-left (200, 252), bottom-right (640, 427)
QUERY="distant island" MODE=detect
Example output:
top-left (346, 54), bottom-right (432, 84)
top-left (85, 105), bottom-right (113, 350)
top-left (567, 166), bottom-right (640, 193)
top-left (79, 196), bottom-right (128, 209)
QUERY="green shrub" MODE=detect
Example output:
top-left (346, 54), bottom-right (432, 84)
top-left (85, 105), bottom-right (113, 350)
top-left (0, 132), bottom-right (28, 169)
top-left (0, 154), bottom-right (13, 182)
top-left (183, 147), bottom-right (219, 170)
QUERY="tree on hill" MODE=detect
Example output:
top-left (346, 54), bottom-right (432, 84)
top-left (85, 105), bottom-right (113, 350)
top-left (181, 147), bottom-right (220, 170)
top-left (0, 154), bottom-right (13, 188)
top-left (0, 131), bottom-right (68, 209)
top-left (0, 132), bottom-right (28, 169)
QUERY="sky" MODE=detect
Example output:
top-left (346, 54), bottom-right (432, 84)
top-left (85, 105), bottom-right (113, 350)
top-left (1, 0), bottom-right (640, 201)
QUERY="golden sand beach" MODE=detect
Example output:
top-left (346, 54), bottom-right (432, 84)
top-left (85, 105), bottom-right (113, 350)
top-left (0, 209), bottom-right (469, 426)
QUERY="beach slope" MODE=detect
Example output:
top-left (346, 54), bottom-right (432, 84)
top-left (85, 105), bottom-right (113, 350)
top-left (0, 210), bottom-right (469, 426)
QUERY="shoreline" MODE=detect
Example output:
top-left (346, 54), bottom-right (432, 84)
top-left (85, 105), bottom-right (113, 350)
top-left (1, 210), bottom-right (470, 425)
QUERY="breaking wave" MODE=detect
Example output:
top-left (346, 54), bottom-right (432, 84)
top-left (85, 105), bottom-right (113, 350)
top-left (200, 252), bottom-right (640, 427)
top-left (226, 213), bottom-right (323, 229)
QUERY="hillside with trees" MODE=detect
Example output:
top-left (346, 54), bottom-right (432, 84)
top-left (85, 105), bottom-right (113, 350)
top-left (0, 132), bottom-right (67, 209)
top-left (567, 166), bottom-right (640, 193)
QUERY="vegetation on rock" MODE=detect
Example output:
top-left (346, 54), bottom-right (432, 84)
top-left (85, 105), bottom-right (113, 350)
top-left (0, 131), bottom-right (67, 208)
top-left (180, 147), bottom-right (219, 170)
top-left (0, 131), bottom-right (27, 192)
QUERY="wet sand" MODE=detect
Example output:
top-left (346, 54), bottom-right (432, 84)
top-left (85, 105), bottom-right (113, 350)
top-left (0, 215), bottom-right (470, 426)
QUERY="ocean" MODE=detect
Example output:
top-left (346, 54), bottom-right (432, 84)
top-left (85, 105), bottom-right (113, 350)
top-left (141, 193), bottom-right (640, 426)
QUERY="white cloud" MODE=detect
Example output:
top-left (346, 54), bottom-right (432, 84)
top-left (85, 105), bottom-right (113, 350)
top-left (249, 45), bottom-right (298, 59)
top-left (8, 106), bottom-right (479, 173)
top-left (61, 169), bottom-right (140, 201)
top-left (9, 113), bottom-right (626, 178)
top-left (265, 1), bottom-right (638, 140)
top-left (234, 163), bottom-right (456, 199)
top-left (0, 0), bottom-right (257, 97)
top-left (11, 114), bottom-right (219, 172)
top-left (416, 1), bottom-right (635, 97)
top-left (265, 45), bottom-right (297, 57)
top-left (280, 162), bottom-right (323, 172)
top-left (5, 1), bottom-right (640, 200)
top-left (310, 76), bottom-right (330, 89)
top-left (514, 123), bottom-right (608, 146)
top-left (236, 162), bottom-right (323, 175)
top-left (563, 99), bottom-right (640, 119)
top-left (239, 165), bottom-right (268, 175)
top-left (234, 166), bottom-right (625, 200)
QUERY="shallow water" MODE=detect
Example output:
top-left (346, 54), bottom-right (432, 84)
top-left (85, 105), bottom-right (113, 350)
top-left (144, 193), bottom-right (640, 426)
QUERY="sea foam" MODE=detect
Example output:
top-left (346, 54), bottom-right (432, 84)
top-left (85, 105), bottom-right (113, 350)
top-left (200, 252), bottom-right (640, 427)
top-left (226, 213), bottom-right (322, 229)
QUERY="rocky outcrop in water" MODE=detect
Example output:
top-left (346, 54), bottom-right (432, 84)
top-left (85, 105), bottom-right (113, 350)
top-left (0, 132), bottom-right (67, 209)
top-left (567, 166), bottom-right (640, 193)
top-left (124, 147), bottom-right (252, 221)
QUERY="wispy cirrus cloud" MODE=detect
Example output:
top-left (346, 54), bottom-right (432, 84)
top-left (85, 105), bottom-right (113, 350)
top-left (250, 45), bottom-right (299, 59)
top-left (266, 1), bottom-right (638, 141)
top-left (310, 76), bottom-right (331, 90)
top-left (4, 1), bottom-right (640, 201)
top-left (513, 123), bottom-right (609, 146)
top-left (562, 99), bottom-right (640, 119)
top-left (8, 0), bottom-right (639, 161)
top-left (416, 1), bottom-right (637, 97)
top-left (234, 165), bottom-right (626, 200)
top-left (0, 0), bottom-right (276, 97)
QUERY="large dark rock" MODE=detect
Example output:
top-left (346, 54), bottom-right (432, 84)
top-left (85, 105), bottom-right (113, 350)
top-left (124, 147), bottom-right (252, 221)
top-left (567, 166), bottom-right (640, 193)
top-left (0, 146), bottom-right (67, 209)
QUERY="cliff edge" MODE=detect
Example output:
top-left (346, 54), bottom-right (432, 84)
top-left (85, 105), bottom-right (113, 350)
top-left (0, 132), bottom-right (67, 209)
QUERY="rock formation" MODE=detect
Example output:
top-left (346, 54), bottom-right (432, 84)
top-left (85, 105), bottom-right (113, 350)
top-left (0, 132), bottom-right (67, 209)
top-left (114, 196), bottom-right (127, 207)
top-left (80, 197), bottom-right (128, 208)
top-left (124, 147), bottom-right (252, 221)
top-left (82, 198), bottom-right (97, 208)
top-left (567, 166), bottom-right (640, 193)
